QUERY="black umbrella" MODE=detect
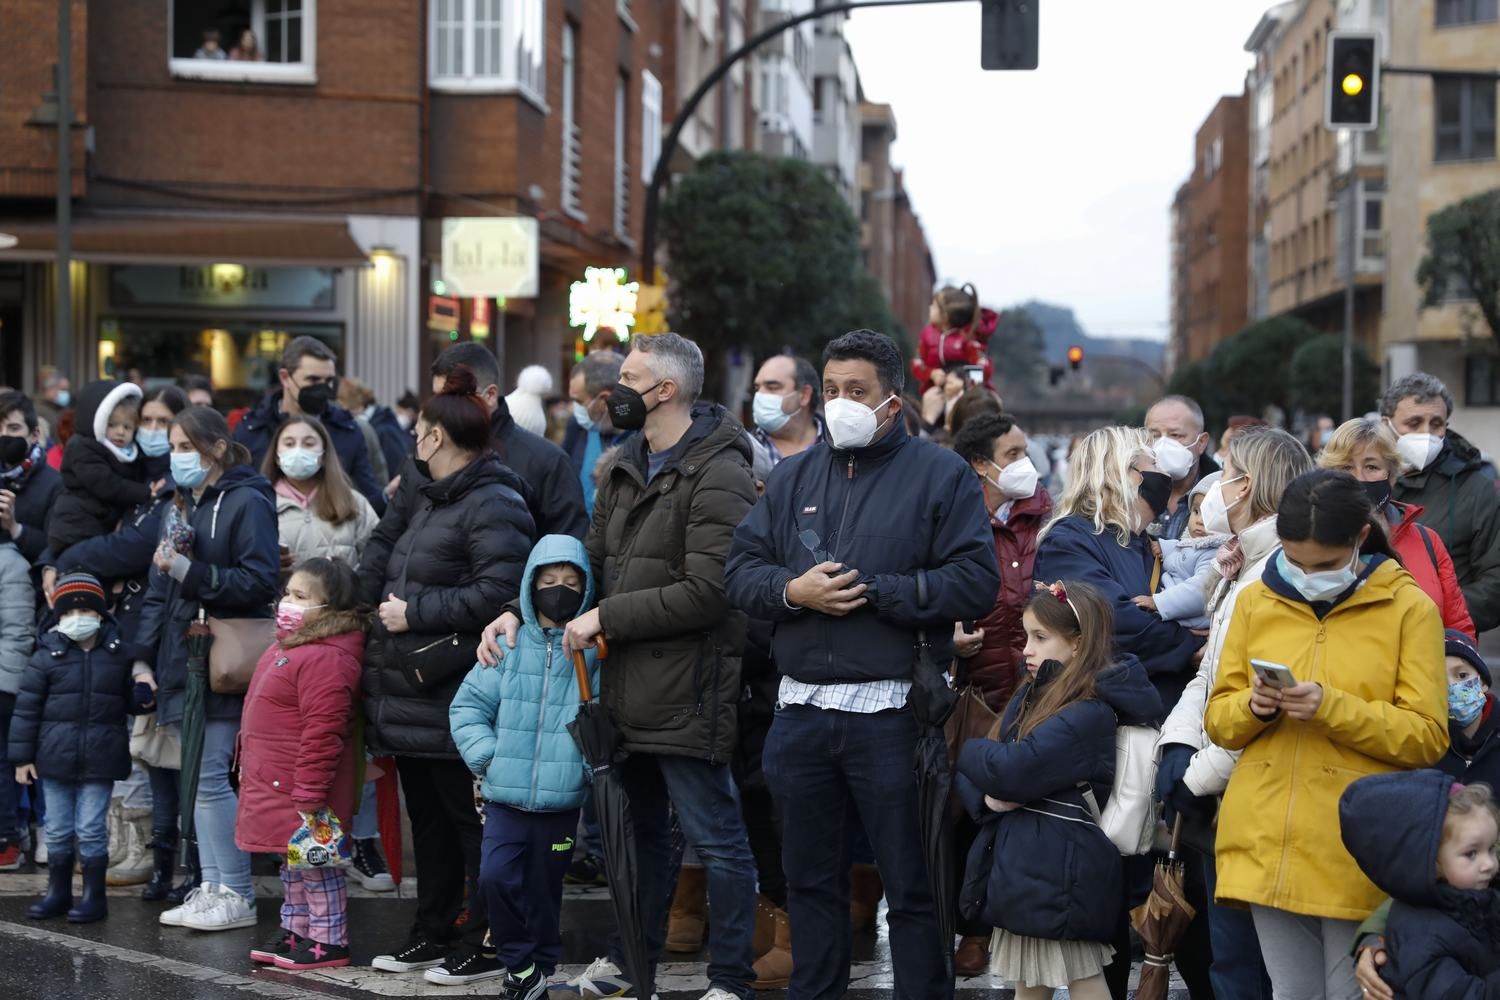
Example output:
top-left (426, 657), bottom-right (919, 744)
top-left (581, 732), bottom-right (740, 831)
top-left (567, 640), bottom-right (651, 999)
top-left (176, 614), bottom-right (213, 864)
top-left (908, 571), bottom-right (959, 980)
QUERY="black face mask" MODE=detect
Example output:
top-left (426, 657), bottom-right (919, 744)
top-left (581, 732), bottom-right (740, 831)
top-left (1361, 478), bottom-right (1392, 510)
top-left (606, 381), bottom-right (662, 432)
top-left (297, 382), bottom-right (335, 417)
top-left (0, 435), bottom-right (29, 468)
top-left (1138, 471), bottom-right (1173, 519)
top-left (534, 585), bottom-right (584, 624)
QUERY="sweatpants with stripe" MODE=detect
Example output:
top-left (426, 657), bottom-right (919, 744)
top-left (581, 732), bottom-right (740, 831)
top-left (478, 802), bottom-right (580, 975)
top-left (280, 865), bottom-right (349, 946)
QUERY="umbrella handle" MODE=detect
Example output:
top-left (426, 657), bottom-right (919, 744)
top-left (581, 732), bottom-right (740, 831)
top-left (570, 637), bottom-right (606, 703)
top-left (1168, 813), bottom-right (1184, 860)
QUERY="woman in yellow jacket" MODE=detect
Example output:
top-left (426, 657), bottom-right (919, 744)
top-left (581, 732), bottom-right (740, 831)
top-left (1205, 469), bottom-right (1447, 1000)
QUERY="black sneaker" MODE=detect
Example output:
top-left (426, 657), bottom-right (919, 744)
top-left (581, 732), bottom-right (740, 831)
top-left (371, 937), bottom-right (446, 972)
top-left (564, 853), bottom-right (608, 887)
top-left (274, 938), bottom-right (352, 970)
top-left (251, 930), bottom-right (303, 965)
top-left (351, 838), bottom-right (395, 892)
top-left (497, 964), bottom-right (548, 1000)
top-left (422, 945), bottom-right (506, 985)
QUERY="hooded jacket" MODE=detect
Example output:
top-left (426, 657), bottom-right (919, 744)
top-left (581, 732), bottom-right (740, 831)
top-left (1388, 500), bottom-right (1477, 640)
top-left (48, 380), bottom-right (151, 555)
top-left (727, 418), bottom-right (1000, 687)
top-left (361, 453), bottom-right (534, 758)
top-left (590, 404), bottom-right (756, 762)
top-left (131, 465), bottom-right (280, 725)
top-left (1394, 431), bottom-right (1500, 632)
top-left (449, 534), bottom-right (601, 812)
top-left (956, 654), bottom-right (1163, 942)
top-left (235, 619), bottom-right (365, 854)
top-left (1340, 768), bottom-right (1500, 1000)
top-left (965, 487), bottom-right (1053, 711)
top-left (232, 389), bottom-right (385, 515)
top-left (1204, 555), bottom-right (1449, 920)
top-left (275, 488), bottom-right (380, 569)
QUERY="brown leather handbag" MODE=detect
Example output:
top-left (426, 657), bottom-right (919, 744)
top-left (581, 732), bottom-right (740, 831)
top-left (205, 612), bottom-right (276, 694)
top-left (944, 679), bottom-right (1001, 821)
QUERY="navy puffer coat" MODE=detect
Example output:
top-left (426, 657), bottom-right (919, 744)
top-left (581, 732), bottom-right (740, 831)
top-left (956, 654), bottom-right (1163, 943)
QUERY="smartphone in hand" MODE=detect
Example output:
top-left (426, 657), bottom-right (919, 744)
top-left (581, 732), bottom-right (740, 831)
top-left (1250, 659), bottom-right (1298, 689)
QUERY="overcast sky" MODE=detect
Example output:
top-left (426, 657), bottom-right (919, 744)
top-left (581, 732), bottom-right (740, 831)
top-left (844, 0), bottom-right (1277, 341)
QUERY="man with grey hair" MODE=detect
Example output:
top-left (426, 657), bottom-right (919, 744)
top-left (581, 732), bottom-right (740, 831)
top-left (1145, 393), bottom-right (1219, 539)
top-left (564, 349), bottom-right (631, 514)
top-left (1382, 372), bottom-right (1500, 631)
top-left (479, 332), bottom-right (760, 1000)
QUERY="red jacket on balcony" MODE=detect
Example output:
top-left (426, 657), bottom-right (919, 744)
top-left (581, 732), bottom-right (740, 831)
top-left (911, 308), bottom-right (999, 389)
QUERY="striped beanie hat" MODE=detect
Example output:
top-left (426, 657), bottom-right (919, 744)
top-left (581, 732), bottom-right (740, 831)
top-left (53, 572), bottom-right (108, 617)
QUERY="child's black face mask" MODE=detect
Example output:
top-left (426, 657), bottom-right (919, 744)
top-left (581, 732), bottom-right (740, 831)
top-left (534, 585), bottom-right (584, 624)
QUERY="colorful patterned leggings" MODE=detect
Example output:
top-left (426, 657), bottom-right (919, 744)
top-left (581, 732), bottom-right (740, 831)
top-left (280, 864), bottom-right (349, 946)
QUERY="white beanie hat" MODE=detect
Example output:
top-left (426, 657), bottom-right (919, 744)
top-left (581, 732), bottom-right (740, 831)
top-left (505, 365), bottom-right (553, 436)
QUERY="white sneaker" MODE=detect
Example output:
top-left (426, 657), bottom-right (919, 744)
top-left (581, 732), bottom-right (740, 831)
top-left (183, 887), bottom-right (257, 931)
top-left (699, 991), bottom-right (740, 1000)
top-left (556, 957), bottom-right (629, 998)
top-left (160, 883), bottom-right (217, 927)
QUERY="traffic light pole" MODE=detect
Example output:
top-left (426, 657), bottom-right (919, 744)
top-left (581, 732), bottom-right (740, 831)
top-left (1341, 178), bottom-right (1355, 422)
top-left (638, 0), bottom-right (975, 282)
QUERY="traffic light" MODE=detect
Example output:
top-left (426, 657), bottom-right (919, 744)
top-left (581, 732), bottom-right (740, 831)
top-left (1324, 32), bottom-right (1380, 131)
top-left (1067, 345), bottom-right (1084, 371)
top-left (981, 0), bottom-right (1039, 71)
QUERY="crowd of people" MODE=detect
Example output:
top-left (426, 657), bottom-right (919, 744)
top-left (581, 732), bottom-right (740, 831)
top-left (0, 305), bottom-right (1498, 1000)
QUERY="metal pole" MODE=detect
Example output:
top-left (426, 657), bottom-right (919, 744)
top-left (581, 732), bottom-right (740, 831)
top-left (718, 0), bottom-right (732, 150)
top-left (55, 0), bottom-right (73, 380)
top-left (1342, 175), bottom-right (1355, 422)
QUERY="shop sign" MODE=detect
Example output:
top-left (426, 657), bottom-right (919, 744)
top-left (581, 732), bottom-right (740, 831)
top-left (569, 267), bottom-right (638, 343)
top-left (441, 217), bottom-right (539, 298)
top-left (109, 265), bottom-right (336, 310)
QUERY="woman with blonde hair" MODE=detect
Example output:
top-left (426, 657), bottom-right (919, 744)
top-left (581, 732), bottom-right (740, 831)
top-left (1317, 417), bottom-right (1474, 638)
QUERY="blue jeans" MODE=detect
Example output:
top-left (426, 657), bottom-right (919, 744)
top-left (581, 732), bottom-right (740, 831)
top-left (609, 753), bottom-right (757, 999)
top-left (1204, 850), bottom-right (1272, 1000)
top-left (42, 780), bottom-right (113, 861)
top-left (0, 694), bottom-right (18, 842)
top-left (352, 779), bottom-right (378, 840)
top-left (765, 704), bottom-right (951, 1000)
top-left (196, 718), bottom-right (251, 899)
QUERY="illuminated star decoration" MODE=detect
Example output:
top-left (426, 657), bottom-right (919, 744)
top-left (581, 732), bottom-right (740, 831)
top-left (569, 267), bottom-right (639, 343)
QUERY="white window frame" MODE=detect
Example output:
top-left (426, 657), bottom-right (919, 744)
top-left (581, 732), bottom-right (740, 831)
top-left (560, 21), bottom-right (584, 220)
top-left (614, 74), bottom-right (632, 243)
top-left (427, 0), bottom-right (547, 110)
top-left (168, 0), bottom-right (318, 86)
top-left (641, 70), bottom-right (662, 184)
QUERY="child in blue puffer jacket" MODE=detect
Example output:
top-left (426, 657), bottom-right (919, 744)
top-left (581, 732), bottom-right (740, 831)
top-left (449, 534), bottom-right (600, 1000)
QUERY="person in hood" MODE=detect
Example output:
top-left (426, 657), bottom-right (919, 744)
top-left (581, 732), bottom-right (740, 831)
top-left (725, 329), bottom-right (999, 1000)
top-left (47, 380), bottom-right (159, 556)
top-left (8, 572), bottom-right (155, 923)
top-left (450, 534), bottom-right (600, 1000)
top-left (235, 557), bottom-right (365, 972)
top-left (1382, 373), bottom-right (1500, 632)
top-left (0, 390), bottom-right (64, 569)
top-left (1145, 395), bottom-right (1220, 540)
top-left (911, 283), bottom-right (998, 389)
top-left (1319, 416), bottom-right (1475, 639)
top-left (1340, 770), bottom-right (1500, 1000)
top-left (231, 336), bottom-right (385, 514)
top-left (1131, 473), bottom-right (1231, 631)
top-left (484, 332), bottom-right (759, 1000)
top-left (132, 406), bottom-right (279, 933)
top-left (957, 580), bottom-right (1162, 1000)
top-left (1205, 469), bottom-right (1449, 1000)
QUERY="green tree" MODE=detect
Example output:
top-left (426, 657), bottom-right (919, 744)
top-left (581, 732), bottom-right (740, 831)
top-left (661, 152), bottom-right (890, 382)
top-left (1205, 315), bottom-right (1321, 417)
top-left (990, 308), bottom-right (1048, 400)
top-left (1164, 358), bottom-right (1227, 432)
top-left (1417, 188), bottom-right (1500, 345)
top-left (1288, 334), bottom-right (1380, 418)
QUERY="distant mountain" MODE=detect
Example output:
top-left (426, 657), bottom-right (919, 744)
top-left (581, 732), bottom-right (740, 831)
top-left (1017, 300), bottom-right (1165, 369)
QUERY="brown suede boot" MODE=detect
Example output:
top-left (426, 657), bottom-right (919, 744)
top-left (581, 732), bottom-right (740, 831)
top-left (753, 895), bottom-right (778, 959)
top-left (751, 906), bottom-right (792, 990)
top-left (664, 864), bottom-right (707, 953)
top-left (954, 934), bottom-right (990, 977)
top-left (848, 863), bottom-right (884, 933)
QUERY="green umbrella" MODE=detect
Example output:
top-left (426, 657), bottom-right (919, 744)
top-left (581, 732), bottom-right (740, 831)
top-left (176, 615), bottom-right (213, 863)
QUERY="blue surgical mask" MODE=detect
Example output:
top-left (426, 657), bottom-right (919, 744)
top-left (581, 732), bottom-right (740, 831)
top-left (277, 447), bottom-right (323, 481)
top-left (171, 451), bottom-right (208, 489)
top-left (752, 392), bottom-right (794, 434)
top-left (137, 427), bottom-right (171, 457)
top-left (55, 389), bottom-right (72, 409)
top-left (1450, 676), bottom-right (1487, 727)
top-left (571, 401), bottom-right (595, 430)
top-left (1278, 549), bottom-right (1360, 603)
top-left (55, 613), bottom-right (101, 642)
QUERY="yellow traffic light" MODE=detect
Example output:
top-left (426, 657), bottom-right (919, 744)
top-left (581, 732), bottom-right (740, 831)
top-left (1342, 73), bottom-right (1365, 97)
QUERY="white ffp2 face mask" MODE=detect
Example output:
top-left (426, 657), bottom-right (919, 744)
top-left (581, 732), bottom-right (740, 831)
top-left (990, 457), bottom-right (1039, 500)
top-left (824, 395), bottom-right (896, 451)
top-left (1199, 475), bottom-right (1245, 536)
top-left (1393, 431), bottom-right (1443, 472)
top-left (1152, 435), bottom-right (1197, 481)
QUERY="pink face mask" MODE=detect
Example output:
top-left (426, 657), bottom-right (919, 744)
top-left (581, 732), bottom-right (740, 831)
top-left (276, 600), bottom-right (324, 637)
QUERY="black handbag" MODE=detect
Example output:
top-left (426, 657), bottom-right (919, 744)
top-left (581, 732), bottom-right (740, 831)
top-left (388, 629), bottom-right (474, 692)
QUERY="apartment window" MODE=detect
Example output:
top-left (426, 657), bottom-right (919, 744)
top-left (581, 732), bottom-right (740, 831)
top-left (1435, 77), bottom-right (1497, 161)
top-left (560, 21), bottom-right (582, 218)
top-left (614, 74), bottom-right (630, 240)
top-left (428, 0), bottom-right (545, 105)
top-left (169, 0), bottom-right (317, 84)
top-left (1437, 0), bottom-right (1498, 26)
top-left (641, 70), bottom-right (662, 184)
top-left (1466, 354), bottom-right (1500, 406)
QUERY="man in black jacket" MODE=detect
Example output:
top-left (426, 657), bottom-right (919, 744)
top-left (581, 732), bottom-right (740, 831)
top-left (725, 329), bottom-right (1000, 1000)
top-left (0, 390), bottom-right (64, 567)
top-left (231, 336), bottom-right (385, 513)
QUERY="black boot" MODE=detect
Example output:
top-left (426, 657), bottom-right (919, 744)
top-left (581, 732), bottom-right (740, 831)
top-left (142, 832), bottom-right (177, 902)
top-left (28, 852), bottom-right (74, 920)
top-left (68, 857), bottom-right (109, 923)
top-left (166, 837), bottom-right (200, 905)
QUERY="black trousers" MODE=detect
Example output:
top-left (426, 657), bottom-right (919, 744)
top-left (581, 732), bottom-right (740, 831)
top-left (396, 756), bottom-right (488, 949)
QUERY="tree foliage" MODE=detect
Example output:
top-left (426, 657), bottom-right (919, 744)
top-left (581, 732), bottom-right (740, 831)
top-left (1204, 315), bottom-right (1320, 418)
top-left (1164, 359), bottom-right (1227, 432)
top-left (1417, 188), bottom-right (1500, 345)
top-left (1288, 334), bottom-right (1380, 418)
top-left (990, 308), bottom-right (1048, 400)
top-left (661, 152), bottom-right (896, 379)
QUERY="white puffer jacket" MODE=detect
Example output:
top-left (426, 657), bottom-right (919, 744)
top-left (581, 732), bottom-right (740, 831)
top-left (276, 493), bottom-right (379, 569)
top-left (1156, 515), bottom-right (1283, 796)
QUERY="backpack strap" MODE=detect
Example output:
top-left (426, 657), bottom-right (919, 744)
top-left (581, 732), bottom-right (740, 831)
top-left (1416, 523), bottom-right (1440, 575)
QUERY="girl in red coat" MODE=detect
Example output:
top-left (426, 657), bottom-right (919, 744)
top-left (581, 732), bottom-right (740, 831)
top-left (235, 556), bottom-right (366, 971)
top-left (911, 283), bottom-right (999, 390)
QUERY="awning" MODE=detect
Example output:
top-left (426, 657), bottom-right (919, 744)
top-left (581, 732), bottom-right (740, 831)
top-left (0, 217), bottom-right (370, 267)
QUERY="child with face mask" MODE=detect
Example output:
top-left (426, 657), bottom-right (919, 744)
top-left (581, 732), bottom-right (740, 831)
top-left (450, 534), bottom-right (601, 1000)
top-left (8, 572), bottom-right (156, 923)
top-left (1132, 474), bottom-right (1231, 629)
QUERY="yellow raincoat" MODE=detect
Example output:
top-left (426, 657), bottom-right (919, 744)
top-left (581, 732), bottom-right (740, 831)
top-left (1204, 556), bottom-right (1447, 921)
